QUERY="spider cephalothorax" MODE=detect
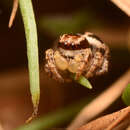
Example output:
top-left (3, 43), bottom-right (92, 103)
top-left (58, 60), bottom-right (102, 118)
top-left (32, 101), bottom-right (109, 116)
top-left (44, 32), bottom-right (109, 82)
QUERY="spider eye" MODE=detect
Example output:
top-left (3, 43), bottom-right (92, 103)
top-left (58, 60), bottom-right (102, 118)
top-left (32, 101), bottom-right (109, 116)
top-left (79, 39), bottom-right (89, 49)
top-left (58, 42), bottom-right (66, 49)
top-left (58, 39), bottom-right (90, 50)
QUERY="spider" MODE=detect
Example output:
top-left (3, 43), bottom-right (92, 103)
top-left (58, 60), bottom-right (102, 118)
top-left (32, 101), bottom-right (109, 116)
top-left (44, 32), bottom-right (109, 82)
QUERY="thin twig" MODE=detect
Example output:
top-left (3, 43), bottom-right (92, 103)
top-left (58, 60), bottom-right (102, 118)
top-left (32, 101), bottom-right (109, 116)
top-left (67, 69), bottom-right (130, 130)
top-left (110, 0), bottom-right (130, 16)
top-left (8, 0), bottom-right (18, 28)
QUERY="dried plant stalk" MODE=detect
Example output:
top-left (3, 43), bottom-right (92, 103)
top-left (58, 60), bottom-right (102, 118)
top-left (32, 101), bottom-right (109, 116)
top-left (78, 106), bottom-right (130, 130)
top-left (9, 0), bottom-right (18, 28)
top-left (111, 0), bottom-right (130, 16)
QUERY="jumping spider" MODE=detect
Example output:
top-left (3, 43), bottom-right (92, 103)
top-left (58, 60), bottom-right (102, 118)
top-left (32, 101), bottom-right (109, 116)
top-left (44, 32), bottom-right (109, 82)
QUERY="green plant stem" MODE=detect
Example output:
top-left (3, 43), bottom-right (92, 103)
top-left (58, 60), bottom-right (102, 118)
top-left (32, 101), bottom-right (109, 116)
top-left (19, 0), bottom-right (40, 116)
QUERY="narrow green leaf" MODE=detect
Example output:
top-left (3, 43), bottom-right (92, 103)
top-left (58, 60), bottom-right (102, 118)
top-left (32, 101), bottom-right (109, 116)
top-left (76, 75), bottom-right (93, 89)
top-left (71, 74), bottom-right (93, 89)
top-left (122, 84), bottom-right (130, 106)
top-left (19, 0), bottom-right (40, 120)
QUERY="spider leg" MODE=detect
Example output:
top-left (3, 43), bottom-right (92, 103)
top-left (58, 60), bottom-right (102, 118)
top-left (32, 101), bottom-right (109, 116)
top-left (75, 62), bottom-right (86, 80)
top-left (45, 49), bottom-right (64, 82)
top-left (84, 32), bottom-right (109, 78)
top-left (96, 46), bottom-right (109, 75)
top-left (75, 49), bottom-right (91, 80)
top-left (96, 59), bottom-right (108, 75)
top-left (85, 51), bottom-right (104, 78)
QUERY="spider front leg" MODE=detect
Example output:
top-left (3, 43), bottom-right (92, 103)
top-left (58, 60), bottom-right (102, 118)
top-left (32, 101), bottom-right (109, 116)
top-left (96, 59), bottom-right (108, 75)
top-left (85, 51), bottom-right (104, 78)
top-left (74, 49), bottom-right (92, 80)
top-left (74, 62), bottom-right (86, 80)
top-left (96, 46), bottom-right (109, 75)
top-left (45, 49), bottom-right (64, 82)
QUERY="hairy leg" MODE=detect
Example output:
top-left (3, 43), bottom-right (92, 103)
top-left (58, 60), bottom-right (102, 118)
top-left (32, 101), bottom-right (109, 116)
top-left (75, 49), bottom-right (92, 80)
top-left (96, 46), bottom-right (109, 75)
top-left (85, 51), bottom-right (104, 78)
top-left (45, 49), bottom-right (64, 82)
